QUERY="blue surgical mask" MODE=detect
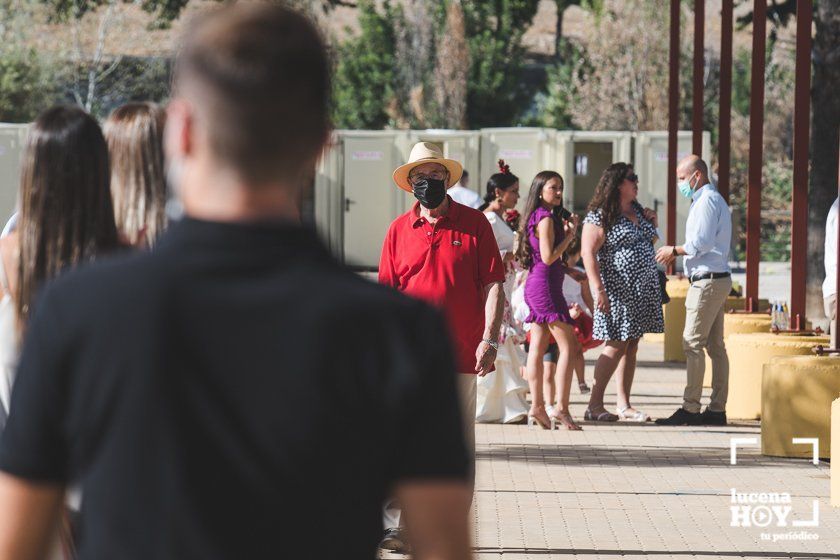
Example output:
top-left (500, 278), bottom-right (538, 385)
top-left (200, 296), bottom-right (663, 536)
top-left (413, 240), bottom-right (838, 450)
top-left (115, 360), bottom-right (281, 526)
top-left (677, 172), bottom-right (697, 199)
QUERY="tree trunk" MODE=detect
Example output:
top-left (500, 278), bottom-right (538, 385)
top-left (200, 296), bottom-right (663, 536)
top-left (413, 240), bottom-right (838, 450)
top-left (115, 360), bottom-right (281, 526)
top-left (555, 0), bottom-right (565, 62)
top-left (435, 0), bottom-right (469, 129)
top-left (805, 0), bottom-right (840, 325)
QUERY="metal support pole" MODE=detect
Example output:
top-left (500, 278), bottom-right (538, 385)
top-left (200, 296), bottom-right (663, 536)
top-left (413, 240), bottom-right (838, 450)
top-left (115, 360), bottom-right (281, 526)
top-left (667, 0), bottom-right (680, 275)
top-left (745, 0), bottom-right (766, 312)
top-left (718, 0), bottom-right (733, 202)
top-left (692, 0), bottom-right (705, 156)
top-left (790, 0), bottom-right (812, 331)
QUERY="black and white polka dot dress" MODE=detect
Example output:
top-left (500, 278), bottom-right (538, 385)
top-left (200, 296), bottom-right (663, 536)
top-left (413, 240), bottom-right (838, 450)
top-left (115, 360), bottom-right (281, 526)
top-left (583, 202), bottom-right (664, 341)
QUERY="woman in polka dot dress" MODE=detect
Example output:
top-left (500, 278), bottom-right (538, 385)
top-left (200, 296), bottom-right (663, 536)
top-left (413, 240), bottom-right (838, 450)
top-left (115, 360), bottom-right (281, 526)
top-left (581, 163), bottom-right (663, 422)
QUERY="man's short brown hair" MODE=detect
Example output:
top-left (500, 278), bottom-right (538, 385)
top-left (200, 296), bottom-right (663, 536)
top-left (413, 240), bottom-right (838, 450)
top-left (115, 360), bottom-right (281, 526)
top-left (175, 3), bottom-right (330, 184)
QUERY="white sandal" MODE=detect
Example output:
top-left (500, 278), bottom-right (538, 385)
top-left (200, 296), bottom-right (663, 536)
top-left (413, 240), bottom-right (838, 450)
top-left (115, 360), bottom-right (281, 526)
top-left (617, 406), bottom-right (650, 422)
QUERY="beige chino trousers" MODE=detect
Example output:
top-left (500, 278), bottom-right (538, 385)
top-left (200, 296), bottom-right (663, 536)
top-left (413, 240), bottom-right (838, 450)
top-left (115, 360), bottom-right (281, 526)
top-left (682, 277), bottom-right (732, 414)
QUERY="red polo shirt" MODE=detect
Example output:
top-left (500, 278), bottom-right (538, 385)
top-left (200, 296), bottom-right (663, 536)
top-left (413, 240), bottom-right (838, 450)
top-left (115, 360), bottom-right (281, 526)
top-left (379, 197), bottom-right (505, 373)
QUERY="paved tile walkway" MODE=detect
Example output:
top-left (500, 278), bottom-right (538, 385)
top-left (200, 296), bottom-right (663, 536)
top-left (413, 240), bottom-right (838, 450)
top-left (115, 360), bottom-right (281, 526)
top-left (387, 340), bottom-right (840, 559)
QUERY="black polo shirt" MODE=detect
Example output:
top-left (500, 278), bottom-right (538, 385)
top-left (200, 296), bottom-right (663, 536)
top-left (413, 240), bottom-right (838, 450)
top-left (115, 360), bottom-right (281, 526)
top-left (0, 218), bottom-right (468, 559)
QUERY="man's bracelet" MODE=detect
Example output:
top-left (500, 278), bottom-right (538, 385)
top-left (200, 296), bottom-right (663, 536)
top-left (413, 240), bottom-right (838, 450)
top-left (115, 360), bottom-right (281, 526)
top-left (482, 339), bottom-right (499, 350)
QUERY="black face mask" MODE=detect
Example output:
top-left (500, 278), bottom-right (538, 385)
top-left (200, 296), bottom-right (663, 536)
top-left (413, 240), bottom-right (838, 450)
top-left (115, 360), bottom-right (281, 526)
top-left (412, 178), bottom-right (447, 209)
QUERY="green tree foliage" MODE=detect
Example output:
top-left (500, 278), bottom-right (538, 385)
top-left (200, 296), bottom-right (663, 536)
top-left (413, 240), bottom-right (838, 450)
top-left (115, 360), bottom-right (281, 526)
top-left (461, 0), bottom-right (540, 127)
top-left (85, 56), bottom-right (172, 116)
top-left (331, 0), bottom-right (396, 129)
top-left (331, 0), bottom-right (540, 128)
top-left (0, 48), bottom-right (58, 122)
top-left (538, 0), bottom-right (699, 131)
top-left (40, 0), bottom-right (186, 26)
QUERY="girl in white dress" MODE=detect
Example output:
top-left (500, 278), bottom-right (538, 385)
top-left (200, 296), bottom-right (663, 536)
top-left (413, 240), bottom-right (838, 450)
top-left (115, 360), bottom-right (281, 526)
top-left (475, 161), bottom-right (529, 424)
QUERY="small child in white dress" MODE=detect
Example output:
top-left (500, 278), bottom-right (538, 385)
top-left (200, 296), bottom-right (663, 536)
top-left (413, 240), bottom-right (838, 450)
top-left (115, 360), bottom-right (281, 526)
top-left (561, 237), bottom-right (602, 397)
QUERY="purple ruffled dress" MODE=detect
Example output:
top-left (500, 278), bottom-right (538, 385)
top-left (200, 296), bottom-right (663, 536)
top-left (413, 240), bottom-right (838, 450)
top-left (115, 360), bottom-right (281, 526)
top-left (524, 206), bottom-right (574, 326)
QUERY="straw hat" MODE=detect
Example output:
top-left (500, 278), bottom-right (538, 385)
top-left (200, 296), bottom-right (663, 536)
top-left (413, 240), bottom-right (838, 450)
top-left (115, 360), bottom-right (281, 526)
top-left (393, 142), bottom-right (463, 192)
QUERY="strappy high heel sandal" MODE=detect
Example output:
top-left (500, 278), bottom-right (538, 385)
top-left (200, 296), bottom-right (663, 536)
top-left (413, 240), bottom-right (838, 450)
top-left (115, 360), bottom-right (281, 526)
top-left (527, 407), bottom-right (552, 430)
top-left (551, 411), bottom-right (583, 431)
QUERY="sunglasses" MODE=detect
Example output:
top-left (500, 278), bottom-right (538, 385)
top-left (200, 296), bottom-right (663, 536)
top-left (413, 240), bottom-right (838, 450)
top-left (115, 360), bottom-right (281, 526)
top-left (626, 173), bottom-right (639, 183)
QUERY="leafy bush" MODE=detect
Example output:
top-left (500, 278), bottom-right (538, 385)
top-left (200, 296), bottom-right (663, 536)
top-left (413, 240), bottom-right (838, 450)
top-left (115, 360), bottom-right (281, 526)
top-left (331, 0), bottom-right (397, 129)
top-left (0, 48), bottom-right (60, 122)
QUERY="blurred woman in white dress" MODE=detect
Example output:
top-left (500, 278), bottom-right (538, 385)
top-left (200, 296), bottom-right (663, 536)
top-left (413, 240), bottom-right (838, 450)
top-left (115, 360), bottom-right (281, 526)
top-left (475, 161), bottom-right (529, 423)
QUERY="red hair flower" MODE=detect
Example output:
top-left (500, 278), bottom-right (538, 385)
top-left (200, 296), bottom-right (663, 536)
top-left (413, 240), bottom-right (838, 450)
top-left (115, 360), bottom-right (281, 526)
top-left (497, 159), bottom-right (511, 175)
top-left (504, 208), bottom-right (520, 230)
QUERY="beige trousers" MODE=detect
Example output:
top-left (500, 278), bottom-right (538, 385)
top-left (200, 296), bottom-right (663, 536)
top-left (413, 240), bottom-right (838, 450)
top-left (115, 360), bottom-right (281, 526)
top-left (825, 295), bottom-right (837, 349)
top-left (383, 373), bottom-right (477, 530)
top-left (682, 277), bottom-right (732, 413)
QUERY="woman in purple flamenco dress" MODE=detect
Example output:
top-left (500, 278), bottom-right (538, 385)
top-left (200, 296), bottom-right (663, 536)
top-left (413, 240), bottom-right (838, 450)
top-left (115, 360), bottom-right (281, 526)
top-left (516, 171), bottom-right (582, 431)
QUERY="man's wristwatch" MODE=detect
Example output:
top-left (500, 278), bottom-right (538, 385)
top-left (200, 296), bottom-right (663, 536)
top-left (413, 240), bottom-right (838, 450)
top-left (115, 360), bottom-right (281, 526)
top-left (482, 339), bottom-right (499, 350)
top-left (671, 245), bottom-right (678, 257)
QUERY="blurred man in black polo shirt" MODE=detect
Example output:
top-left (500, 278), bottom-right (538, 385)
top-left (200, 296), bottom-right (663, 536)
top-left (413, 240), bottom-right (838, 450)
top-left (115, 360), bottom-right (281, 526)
top-left (0, 5), bottom-right (472, 559)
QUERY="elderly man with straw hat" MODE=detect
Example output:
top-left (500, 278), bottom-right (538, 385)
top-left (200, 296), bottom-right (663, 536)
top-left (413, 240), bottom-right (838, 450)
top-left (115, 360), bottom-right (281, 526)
top-left (378, 142), bottom-right (506, 553)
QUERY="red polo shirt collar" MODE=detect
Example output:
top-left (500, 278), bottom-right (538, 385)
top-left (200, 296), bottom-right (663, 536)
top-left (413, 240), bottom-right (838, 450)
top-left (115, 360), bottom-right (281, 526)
top-left (410, 196), bottom-right (461, 227)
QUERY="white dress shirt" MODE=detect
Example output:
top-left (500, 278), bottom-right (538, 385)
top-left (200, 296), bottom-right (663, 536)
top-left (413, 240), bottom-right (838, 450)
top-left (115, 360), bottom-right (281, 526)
top-left (823, 198), bottom-right (838, 298)
top-left (683, 183), bottom-right (732, 278)
top-left (448, 185), bottom-right (483, 209)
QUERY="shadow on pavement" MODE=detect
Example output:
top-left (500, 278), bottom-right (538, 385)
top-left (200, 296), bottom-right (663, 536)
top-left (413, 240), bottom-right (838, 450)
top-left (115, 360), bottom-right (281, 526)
top-left (475, 443), bottom-right (798, 469)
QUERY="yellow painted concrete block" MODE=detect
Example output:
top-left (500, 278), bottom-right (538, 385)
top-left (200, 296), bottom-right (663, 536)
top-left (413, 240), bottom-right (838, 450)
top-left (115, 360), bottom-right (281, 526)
top-left (664, 297), bottom-right (687, 362)
top-left (722, 297), bottom-right (769, 313)
top-left (761, 356), bottom-right (840, 459)
top-left (727, 333), bottom-right (830, 420)
top-left (666, 277), bottom-right (691, 298)
top-left (703, 313), bottom-right (772, 387)
top-left (832, 398), bottom-right (840, 507)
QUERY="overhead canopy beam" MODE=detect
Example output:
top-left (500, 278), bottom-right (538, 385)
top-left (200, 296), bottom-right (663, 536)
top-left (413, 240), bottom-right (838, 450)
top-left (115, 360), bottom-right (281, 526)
top-left (790, 0), bottom-right (812, 330)
top-left (667, 0), bottom-right (680, 275)
top-left (717, 0), bottom-right (733, 202)
top-left (692, 0), bottom-right (705, 156)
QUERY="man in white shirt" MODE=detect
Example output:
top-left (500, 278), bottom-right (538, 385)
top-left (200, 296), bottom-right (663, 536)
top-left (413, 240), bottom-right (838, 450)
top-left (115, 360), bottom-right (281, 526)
top-left (824, 198), bottom-right (838, 348)
top-left (654, 155), bottom-right (732, 427)
top-left (447, 170), bottom-right (482, 209)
